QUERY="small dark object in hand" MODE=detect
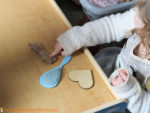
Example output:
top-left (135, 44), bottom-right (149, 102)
top-left (29, 43), bottom-right (57, 64)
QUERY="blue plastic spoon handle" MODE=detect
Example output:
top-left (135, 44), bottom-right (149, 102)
top-left (59, 56), bottom-right (72, 67)
top-left (40, 55), bottom-right (72, 88)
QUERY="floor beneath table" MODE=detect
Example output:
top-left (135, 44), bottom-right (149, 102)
top-left (56, 0), bottom-right (84, 26)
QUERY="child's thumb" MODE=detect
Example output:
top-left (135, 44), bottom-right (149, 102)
top-left (61, 51), bottom-right (66, 56)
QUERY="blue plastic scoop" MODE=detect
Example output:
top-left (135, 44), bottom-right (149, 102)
top-left (40, 56), bottom-right (72, 88)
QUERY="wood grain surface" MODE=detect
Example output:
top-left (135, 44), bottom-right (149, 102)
top-left (0, 0), bottom-right (116, 113)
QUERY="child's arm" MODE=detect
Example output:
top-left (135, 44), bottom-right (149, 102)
top-left (53, 8), bottom-right (136, 56)
top-left (109, 68), bottom-right (150, 113)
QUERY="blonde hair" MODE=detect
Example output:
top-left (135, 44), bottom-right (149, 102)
top-left (135, 0), bottom-right (150, 55)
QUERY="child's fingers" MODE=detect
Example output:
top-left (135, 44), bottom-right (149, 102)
top-left (50, 48), bottom-right (62, 57)
top-left (49, 45), bottom-right (62, 58)
top-left (111, 77), bottom-right (120, 86)
top-left (61, 51), bottom-right (66, 56)
top-left (111, 74), bottom-right (126, 86)
top-left (117, 75), bottom-right (125, 84)
top-left (111, 69), bottom-right (129, 86)
top-left (49, 42), bottom-right (63, 57)
top-left (118, 69), bottom-right (128, 81)
top-left (120, 69), bottom-right (127, 76)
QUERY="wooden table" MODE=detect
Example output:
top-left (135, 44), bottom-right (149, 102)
top-left (0, 0), bottom-right (117, 113)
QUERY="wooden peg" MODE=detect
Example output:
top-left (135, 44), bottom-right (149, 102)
top-left (29, 43), bottom-right (57, 64)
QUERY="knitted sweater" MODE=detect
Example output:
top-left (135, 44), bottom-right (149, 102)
top-left (57, 8), bottom-right (150, 113)
top-left (57, 8), bottom-right (136, 55)
top-left (111, 34), bottom-right (150, 113)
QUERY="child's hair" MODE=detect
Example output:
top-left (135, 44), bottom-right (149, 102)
top-left (135, 0), bottom-right (150, 55)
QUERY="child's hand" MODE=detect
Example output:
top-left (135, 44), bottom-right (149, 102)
top-left (49, 41), bottom-right (66, 57)
top-left (110, 69), bottom-right (128, 86)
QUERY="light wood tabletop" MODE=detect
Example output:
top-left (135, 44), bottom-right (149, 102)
top-left (0, 0), bottom-right (116, 113)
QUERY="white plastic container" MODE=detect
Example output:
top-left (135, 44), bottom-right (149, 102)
top-left (80, 0), bottom-right (136, 20)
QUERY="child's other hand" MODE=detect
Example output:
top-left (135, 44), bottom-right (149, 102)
top-left (49, 41), bottom-right (66, 57)
top-left (110, 69), bottom-right (128, 86)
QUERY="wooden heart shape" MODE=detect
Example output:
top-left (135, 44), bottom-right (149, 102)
top-left (68, 70), bottom-right (94, 89)
top-left (146, 77), bottom-right (150, 91)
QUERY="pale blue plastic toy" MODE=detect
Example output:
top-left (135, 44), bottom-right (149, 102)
top-left (40, 56), bottom-right (72, 88)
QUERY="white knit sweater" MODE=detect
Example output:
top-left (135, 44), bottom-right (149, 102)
top-left (111, 34), bottom-right (150, 113)
top-left (57, 8), bottom-right (150, 113)
top-left (58, 8), bottom-right (136, 55)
